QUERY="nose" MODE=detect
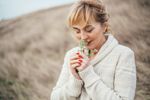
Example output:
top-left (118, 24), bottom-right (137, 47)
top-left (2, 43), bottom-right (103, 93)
top-left (81, 31), bottom-right (88, 40)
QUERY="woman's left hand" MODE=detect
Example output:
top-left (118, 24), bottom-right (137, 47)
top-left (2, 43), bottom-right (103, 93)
top-left (75, 52), bottom-right (90, 72)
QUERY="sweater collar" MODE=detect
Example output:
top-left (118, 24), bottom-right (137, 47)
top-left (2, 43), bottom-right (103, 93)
top-left (89, 34), bottom-right (118, 66)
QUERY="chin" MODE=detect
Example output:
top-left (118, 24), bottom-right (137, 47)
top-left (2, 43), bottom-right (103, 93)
top-left (86, 41), bottom-right (96, 50)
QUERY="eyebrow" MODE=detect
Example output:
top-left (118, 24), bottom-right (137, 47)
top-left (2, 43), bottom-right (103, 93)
top-left (72, 24), bottom-right (93, 30)
top-left (72, 27), bottom-right (79, 30)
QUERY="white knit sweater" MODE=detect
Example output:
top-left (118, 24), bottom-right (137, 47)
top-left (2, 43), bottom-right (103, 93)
top-left (51, 34), bottom-right (136, 100)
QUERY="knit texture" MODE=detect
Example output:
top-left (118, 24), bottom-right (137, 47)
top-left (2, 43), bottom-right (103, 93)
top-left (51, 34), bottom-right (136, 100)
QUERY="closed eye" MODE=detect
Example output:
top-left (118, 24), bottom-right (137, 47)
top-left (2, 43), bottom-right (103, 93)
top-left (85, 27), bottom-right (94, 33)
top-left (85, 28), bottom-right (94, 32)
top-left (72, 27), bottom-right (80, 33)
top-left (84, 25), bottom-right (94, 33)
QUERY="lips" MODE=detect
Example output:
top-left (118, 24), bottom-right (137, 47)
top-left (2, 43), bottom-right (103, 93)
top-left (87, 41), bottom-right (92, 45)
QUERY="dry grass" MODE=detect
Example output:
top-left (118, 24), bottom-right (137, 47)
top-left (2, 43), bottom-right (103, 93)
top-left (0, 0), bottom-right (150, 100)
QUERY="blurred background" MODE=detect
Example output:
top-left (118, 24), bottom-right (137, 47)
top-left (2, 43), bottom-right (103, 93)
top-left (0, 0), bottom-right (150, 100)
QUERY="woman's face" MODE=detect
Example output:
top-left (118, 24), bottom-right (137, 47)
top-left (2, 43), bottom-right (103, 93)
top-left (72, 21), bottom-right (106, 50)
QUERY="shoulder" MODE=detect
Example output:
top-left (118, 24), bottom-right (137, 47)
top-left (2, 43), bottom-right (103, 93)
top-left (115, 45), bottom-right (136, 72)
top-left (114, 44), bottom-right (135, 67)
top-left (114, 44), bottom-right (134, 56)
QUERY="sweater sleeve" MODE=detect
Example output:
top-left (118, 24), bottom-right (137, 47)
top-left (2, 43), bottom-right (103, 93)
top-left (78, 49), bottom-right (136, 100)
top-left (51, 51), bottom-right (83, 100)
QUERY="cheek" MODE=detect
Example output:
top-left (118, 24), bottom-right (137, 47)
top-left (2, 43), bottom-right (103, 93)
top-left (95, 28), bottom-right (102, 34)
top-left (94, 28), bottom-right (104, 37)
top-left (90, 30), bottom-right (99, 39)
top-left (75, 34), bottom-right (81, 40)
top-left (89, 30), bottom-right (103, 40)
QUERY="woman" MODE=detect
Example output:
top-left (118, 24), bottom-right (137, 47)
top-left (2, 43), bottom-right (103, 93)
top-left (51, 0), bottom-right (136, 100)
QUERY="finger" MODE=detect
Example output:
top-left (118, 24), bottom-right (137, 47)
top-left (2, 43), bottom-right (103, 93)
top-left (70, 59), bottom-right (86, 68)
top-left (78, 52), bottom-right (89, 60)
top-left (71, 63), bottom-right (81, 69)
top-left (70, 59), bottom-right (83, 65)
top-left (76, 53), bottom-right (84, 59)
top-left (70, 55), bottom-right (82, 61)
top-left (76, 60), bottom-right (89, 71)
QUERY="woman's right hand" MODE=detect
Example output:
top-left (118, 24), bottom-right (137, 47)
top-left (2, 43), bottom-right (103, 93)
top-left (70, 52), bottom-right (83, 80)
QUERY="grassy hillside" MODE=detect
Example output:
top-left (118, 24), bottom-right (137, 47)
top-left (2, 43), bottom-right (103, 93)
top-left (0, 0), bottom-right (150, 100)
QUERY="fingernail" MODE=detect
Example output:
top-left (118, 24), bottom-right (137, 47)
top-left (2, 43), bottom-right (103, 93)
top-left (78, 62), bottom-right (81, 65)
top-left (79, 59), bottom-right (82, 62)
top-left (78, 55), bottom-right (83, 58)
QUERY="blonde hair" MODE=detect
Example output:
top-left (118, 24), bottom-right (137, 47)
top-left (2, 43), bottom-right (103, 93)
top-left (67, 0), bottom-right (110, 33)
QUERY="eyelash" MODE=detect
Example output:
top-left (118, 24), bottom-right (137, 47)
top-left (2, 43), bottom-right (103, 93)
top-left (74, 28), bottom-right (94, 34)
top-left (86, 28), bottom-right (94, 33)
top-left (76, 30), bottom-right (80, 33)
